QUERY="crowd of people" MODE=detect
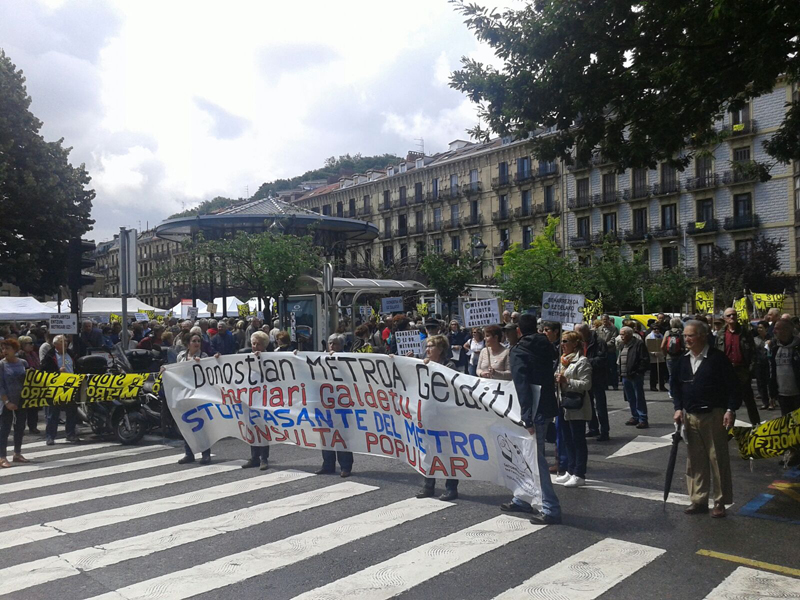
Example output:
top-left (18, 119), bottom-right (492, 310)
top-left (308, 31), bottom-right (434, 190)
top-left (0, 303), bottom-right (798, 523)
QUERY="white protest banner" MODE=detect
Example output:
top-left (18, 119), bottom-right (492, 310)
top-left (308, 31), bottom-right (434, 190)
top-left (395, 330), bottom-right (423, 357)
top-left (186, 306), bottom-right (199, 321)
top-left (180, 299), bottom-right (193, 319)
top-left (381, 296), bottom-right (404, 314)
top-left (163, 353), bottom-right (542, 505)
top-left (463, 299), bottom-right (501, 328)
top-left (541, 292), bottom-right (585, 324)
top-left (359, 305), bottom-right (371, 320)
top-left (49, 314), bottom-right (77, 335)
top-left (134, 312), bottom-right (149, 322)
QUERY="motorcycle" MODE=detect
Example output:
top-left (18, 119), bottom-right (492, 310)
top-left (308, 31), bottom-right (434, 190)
top-left (75, 345), bottom-right (165, 445)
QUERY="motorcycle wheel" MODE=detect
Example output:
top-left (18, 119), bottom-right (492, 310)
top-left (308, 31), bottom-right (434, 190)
top-left (115, 412), bottom-right (146, 445)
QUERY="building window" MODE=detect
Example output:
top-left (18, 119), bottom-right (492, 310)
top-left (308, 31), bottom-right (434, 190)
top-left (322, 205), bottom-right (331, 216)
top-left (383, 217), bottom-right (391, 236)
top-left (415, 210), bottom-right (424, 232)
top-left (433, 207), bottom-right (442, 227)
top-left (602, 173), bottom-right (616, 199)
top-left (696, 198), bottom-right (714, 222)
top-left (348, 198), bottom-right (355, 217)
top-left (383, 190), bottom-right (390, 210)
top-left (662, 246), bottom-right (679, 269)
top-left (498, 161), bottom-right (509, 185)
top-left (450, 203), bottom-right (459, 227)
top-left (633, 207), bottom-right (647, 233)
top-left (518, 156), bottom-right (531, 177)
top-left (661, 163), bottom-right (677, 189)
top-left (433, 238), bottom-right (443, 253)
top-left (632, 168), bottom-right (647, 197)
top-left (523, 226), bottom-right (532, 249)
top-left (733, 147), bottom-right (751, 164)
top-left (382, 245), bottom-right (394, 266)
top-left (734, 192), bottom-right (752, 217)
top-left (544, 185), bottom-right (554, 211)
top-left (731, 101), bottom-right (750, 126)
top-left (450, 174), bottom-right (458, 197)
top-left (416, 242), bottom-right (426, 257)
top-left (336, 202), bottom-right (343, 217)
top-left (451, 236), bottom-right (460, 252)
top-left (698, 243), bottom-right (714, 275)
top-left (364, 248), bottom-right (372, 266)
top-left (432, 178), bottom-right (439, 199)
top-left (414, 182), bottom-right (423, 202)
top-left (735, 239), bottom-right (753, 259)
top-left (399, 186), bottom-right (407, 206)
top-left (603, 212), bottom-right (617, 234)
top-left (636, 248), bottom-right (650, 266)
top-left (696, 155), bottom-right (713, 180)
top-left (577, 178), bottom-right (590, 201)
top-left (522, 189), bottom-right (531, 215)
top-left (400, 244), bottom-right (408, 261)
top-left (662, 204), bottom-right (677, 229)
top-left (470, 200), bottom-right (478, 220)
top-left (363, 195), bottom-right (370, 212)
top-left (398, 214), bottom-right (407, 236)
top-left (499, 194), bottom-right (508, 218)
top-left (577, 216), bottom-right (590, 239)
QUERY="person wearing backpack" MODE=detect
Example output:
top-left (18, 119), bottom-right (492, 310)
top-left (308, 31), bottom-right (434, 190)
top-left (661, 318), bottom-right (685, 396)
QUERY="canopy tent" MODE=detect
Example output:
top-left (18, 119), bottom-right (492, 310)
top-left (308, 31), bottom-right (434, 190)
top-left (0, 297), bottom-right (57, 321)
top-left (212, 296), bottom-right (245, 316)
top-left (246, 297), bottom-right (276, 316)
top-left (43, 300), bottom-right (71, 312)
top-left (170, 299), bottom-right (211, 319)
top-left (82, 298), bottom-right (167, 319)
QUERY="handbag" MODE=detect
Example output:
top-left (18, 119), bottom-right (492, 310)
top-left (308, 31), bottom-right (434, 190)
top-left (561, 390), bottom-right (584, 410)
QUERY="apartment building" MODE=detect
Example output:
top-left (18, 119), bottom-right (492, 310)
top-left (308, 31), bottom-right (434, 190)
top-left (564, 80), bottom-right (799, 284)
top-left (292, 137), bottom-right (563, 277)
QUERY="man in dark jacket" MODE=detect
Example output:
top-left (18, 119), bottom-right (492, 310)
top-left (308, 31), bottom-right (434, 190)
top-left (619, 326), bottom-right (651, 428)
top-left (502, 314), bottom-right (561, 524)
top-left (211, 322), bottom-right (238, 355)
top-left (767, 318), bottom-right (800, 467)
top-left (41, 335), bottom-right (81, 445)
top-left (672, 320), bottom-right (740, 518)
top-left (715, 308), bottom-right (759, 425)
top-left (576, 323), bottom-right (609, 440)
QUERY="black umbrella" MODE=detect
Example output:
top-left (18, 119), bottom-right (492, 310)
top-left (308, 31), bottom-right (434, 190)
top-left (664, 423), bottom-right (683, 506)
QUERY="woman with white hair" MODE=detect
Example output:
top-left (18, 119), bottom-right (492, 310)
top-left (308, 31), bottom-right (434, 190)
top-left (241, 331), bottom-right (272, 470)
top-left (316, 334), bottom-right (354, 477)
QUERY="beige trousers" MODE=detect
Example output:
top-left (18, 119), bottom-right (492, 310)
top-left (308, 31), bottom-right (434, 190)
top-left (684, 408), bottom-right (733, 506)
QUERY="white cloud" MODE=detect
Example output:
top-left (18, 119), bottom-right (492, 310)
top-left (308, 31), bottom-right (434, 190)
top-left (1, 0), bottom-right (506, 241)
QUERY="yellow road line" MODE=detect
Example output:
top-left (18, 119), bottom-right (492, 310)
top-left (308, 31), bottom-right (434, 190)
top-left (697, 550), bottom-right (800, 577)
top-left (768, 482), bottom-right (800, 503)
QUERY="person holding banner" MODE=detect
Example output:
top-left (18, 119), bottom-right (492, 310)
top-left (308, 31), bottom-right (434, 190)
top-left (416, 335), bottom-right (460, 501)
top-left (41, 335), bottom-right (81, 445)
top-left (767, 319), bottom-right (800, 467)
top-left (316, 334), bottom-right (354, 477)
top-left (0, 339), bottom-right (30, 467)
top-left (241, 331), bottom-right (273, 470)
top-left (17, 336), bottom-right (41, 433)
top-left (175, 333), bottom-right (212, 465)
top-left (477, 325), bottom-right (512, 380)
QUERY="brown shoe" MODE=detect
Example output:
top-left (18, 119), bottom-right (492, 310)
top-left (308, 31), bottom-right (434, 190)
top-left (12, 454), bottom-right (29, 463)
top-left (684, 503), bottom-right (709, 515)
top-left (711, 503), bottom-right (726, 518)
top-left (548, 464), bottom-right (559, 474)
top-left (624, 418), bottom-right (638, 426)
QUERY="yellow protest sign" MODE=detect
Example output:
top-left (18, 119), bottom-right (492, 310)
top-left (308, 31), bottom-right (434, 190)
top-left (20, 371), bottom-right (85, 408)
top-left (416, 303), bottom-right (429, 317)
top-left (109, 313), bottom-right (122, 324)
top-left (734, 296), bottom-right (750, 325)
top-left (85, 373), bottom-right (149, 403)
top-left (581, 297), bottom-right (604, 322)
top-left (695, 290), bottom-right (714, 313)
top-left (238, 304), bottom-right (251, 318)
top-left (752, 293), bottom-right (785, 314)
top-left (729, 407), bottom-right (800, 460)
top-left (138, 310), bottom-right (156, 320)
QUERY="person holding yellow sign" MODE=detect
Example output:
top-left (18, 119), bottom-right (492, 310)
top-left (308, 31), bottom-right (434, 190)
top-left (0, 339), bottom-right (31, 467)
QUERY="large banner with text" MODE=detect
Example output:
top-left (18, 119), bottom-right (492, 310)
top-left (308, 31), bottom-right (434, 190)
top-left (163, 353), bottom-right (542, 504)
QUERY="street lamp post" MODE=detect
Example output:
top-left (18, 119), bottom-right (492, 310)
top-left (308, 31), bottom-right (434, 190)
top-left (473, 238), bottom-right (487, 281)
top-left (636, 286), bottom-right (645, 315)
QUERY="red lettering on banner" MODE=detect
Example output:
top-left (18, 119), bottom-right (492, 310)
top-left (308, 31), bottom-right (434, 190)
top-left (287, 385), bottom-right (300, 406)
top-left (238, 421), bottom-right (254, 443)
top-left (254, 425), bottom-right (271, 443)
top-left (270, 426), bottom-right (289, 442)
top-left (300, 430), bottom-right (317, 447)
top-left (236, 388), bottom-right (247, 403)
top-left (248, 387), bottom-right (260, 407)
top-left (320, 383), bottom-right (335, 408)
top-left (450, 457), bottom-right (470, 478)
top-left (313, 427), bottom-right (331, 445)
top-left (337, 385), bottom-right (354, 408)
top-left (376, 389), bottom-right (391, 412)
top-left (330, 429), bottom-right (347, 448)
top-left (429, 456), bottom-right (448, 476)
top-left (221, 388), bottom-right (236, 404)
top-left (269, 388), bottom-right (284, 407)
top-left (365, 432), bottom-right (378, 453)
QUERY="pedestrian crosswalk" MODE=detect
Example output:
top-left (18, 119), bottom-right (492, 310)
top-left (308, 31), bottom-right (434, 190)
top-left (0, 439), bottom-right (796, 600)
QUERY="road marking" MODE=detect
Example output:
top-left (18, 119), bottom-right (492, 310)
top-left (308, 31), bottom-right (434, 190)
top-left (17, 441), bottom-right (118, 459)
top-left (292, 516), bottom-right (542, 600)
top-left (85, 497), bottom-right (452, 600)
top-left (607, 435), bottom-right (672, 459)
top-left (493, 538), bottom-right (665, 600)
top-left (769, 481), bottom-right (800, 503)
top-left (0, 460), bottom-right (244, 518)
top-left (554, 476), bottom-right (690, 505)
top-left (0, 481), bottom-right (375, 595)
top-left (0, 451), bottom-right (178, 497)
top-left (703, 566), bottom-right (800, 599)
top-left (0, 444), bottom-right (164, 478)
top-left (0, 469), bottom-right (313, 550)
top-left (697, 550), bottom-right (800, 578)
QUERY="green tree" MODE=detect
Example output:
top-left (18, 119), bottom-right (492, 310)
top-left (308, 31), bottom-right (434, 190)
top-left (0, 50), bottom-right (95, 294)
top-left (497, 215), bottom-right (585, 308)
top-left (420, 251), bottom-right (479, 317)
top-left (584, 240), bottom-right (649, 313)
top-left (450, 1), bottom-right (800, 172)
top-left (168, 196), bottom-right (238, 219)
top-left (644, 265), bottom-right (694, 313)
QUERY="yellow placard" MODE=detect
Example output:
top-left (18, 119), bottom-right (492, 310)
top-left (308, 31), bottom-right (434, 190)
top-left (729, 407), bottom-right (800, 460)
top-left (238, 304), bottom-right (251, 318)
top-left (85, 373), bottom-right (148, 403)
top-left (20, 371), bottom-right (84, 408)
top-left (734, 296), bottom-right (750, 325)
top-left (695, 290), bottom-right (714, 313)
top-left (752, 293), bottom-right (785, 314)
top-left (581, 297), bottom-right (604, 322)
top-left (138, 309), bottom-right (156, 320)
top-left (416, 303), bottom-right (429, 317)
top-left (109, 313), bottom-right (122, 324)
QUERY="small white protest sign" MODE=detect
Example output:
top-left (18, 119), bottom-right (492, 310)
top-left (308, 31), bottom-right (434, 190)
top-left (381, 296), bottom-right (404, 314)
top-left (395, 330), bottom-right (423, 357)
top-left (463, 299), bottom-right (501, 328)
top-left (541, 292), bottom-right (585, 324)
top-left (49, 314), bottom-right (77, 335)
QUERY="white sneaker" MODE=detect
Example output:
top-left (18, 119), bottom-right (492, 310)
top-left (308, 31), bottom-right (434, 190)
top-left (564, 475), bottom-right (585, 488)
top-left (554, 472), bottom-right (572, 484)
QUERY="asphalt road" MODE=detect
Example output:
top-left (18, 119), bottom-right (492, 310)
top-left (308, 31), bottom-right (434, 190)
top-left (1, 388), bottom-right (798, 600)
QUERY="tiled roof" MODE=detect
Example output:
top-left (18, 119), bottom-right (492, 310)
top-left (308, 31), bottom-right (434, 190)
top-left (218, 197), bottom-right (319, 216)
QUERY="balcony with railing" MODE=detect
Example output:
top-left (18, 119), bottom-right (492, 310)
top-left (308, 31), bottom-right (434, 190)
top-left (379, 229), bottom-right (393, 240)
top-left (493, 241), bottom-right (510, 257)
top-left (685, 173), bottom-right (720, 191)
top-left (723, 214), bottom-right (760, 231)
top-left (567, 195), bottom-right (593, 210)
top-left (427, 221), bottom-right (444, 233)
top-left (594, 190), bottom-right (621, 206)
top-left (412, 191), bottom-right (425, 204)
top-left (492, 209), bottom-right (513, 223)
top-left (397, 226), bottom-right (408, 237)
top-left (569, 235), bottom-right (592, 249)
top-left (533, 203), bottom-right (562, 217)
top-left (462, 214), bottom-right (483, 228)
top-left (514, 205), bottom-right (532, 219)
top-left (394, 196), bottom-right (408, 209)
top-left (492, 173), bottom-right (512, 189)
top-left (426, 190), bottom-right (444, 203)
top-left (623, 186), bottom-right (651, 202)
top-left (447, 185), bottom-right (462, 199)
top-left (592, 231), bottom-right (620, 245)
top-left (722, 162), bottom-right (759, 186)
top-left (623, 228), bottom-right (650, 243)
top-left (514, 169), bottom-right (534, 185)
top-left (567, 160), bottom-right (592, 172)
top-left (537, 163), bottom-right (559, 179)
top-left (650, 224), bottom-right (682, 240)
top-left (409, 223), bottom-right (425, 236)
top-left (378, 199), bottom-right (392, 212)
top-left (686, 219), bottom-right (720, 235)
top-left (723, 119), bottom-right (757, 138)
top-left (442, 217), bottom-right (460, 231)
top-left (464, 181), bottom-right (482, 196)
top-left (652, 180), bottom-right (681, 197)
top-left (357, 206), bottom-right (372, 217)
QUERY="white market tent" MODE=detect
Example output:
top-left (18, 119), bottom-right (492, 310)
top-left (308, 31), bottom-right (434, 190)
top-left (246, 297), bottom-right (276, 315)
top-left (170, 299), bottom-right (211, 319)
top-left (212, 296), bottom-right (245, 315)
top-left (82, 297), bottom-right (167, 319)
top-left (43, 300), bottom-right (71, 312)
top-left (0, 297), bottom-right (57, 321)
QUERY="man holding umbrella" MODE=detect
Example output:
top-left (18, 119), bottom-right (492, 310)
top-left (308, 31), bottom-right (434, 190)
top-left (670, 320), bottom-right (740, 518)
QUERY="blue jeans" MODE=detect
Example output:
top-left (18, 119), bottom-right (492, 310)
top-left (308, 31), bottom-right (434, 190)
top-left (555, 415), bottom-right (568, 472)
top-left (45, 405), bottom-right (78, 440)
top-left (588, 384), bottom-right (609, 435)
top-left (321, 450), bottom-right (353, 472)
top-left (251, 445), bottom-right (270, 462)
top-left (607, 348), bottom-right (618, 388)
top-left (184, 441), bottom-right (211, 460)
top-left (561, 419), bottom-right (588, 478)
top-left (512, 416), bottom-right (562, 519)
top-left (622, 374), bottom-right (648, 423)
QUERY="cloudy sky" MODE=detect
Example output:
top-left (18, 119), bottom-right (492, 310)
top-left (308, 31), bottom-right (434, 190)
top-left (0, 0), bottom-right (509, 242)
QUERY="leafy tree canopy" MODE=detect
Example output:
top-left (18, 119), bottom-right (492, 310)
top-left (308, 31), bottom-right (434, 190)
top-left (451, 1), bottom-right (800, 172)
top-left (0, 49), bottom-right (95, 295)
top-left (168, 153), bottom-right (403, 219)
top-left (420, 251), bottom-right (479, 315)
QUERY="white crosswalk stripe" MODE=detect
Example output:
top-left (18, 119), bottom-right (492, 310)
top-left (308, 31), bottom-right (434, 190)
top-left (0, 444), bottom-right (164, 478)
top-left (0, 468), bottom-right (313, 550)
top-left (292, 516), bottom-right (544, 600)
top-left (493, 538), bottom-right (666, 599)
top-left (15, 440), bottom-right (118, 459)
top-left (83, 497), bottom-right (453, 600)
top-left (703, 566), bottom-right (800, 599)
